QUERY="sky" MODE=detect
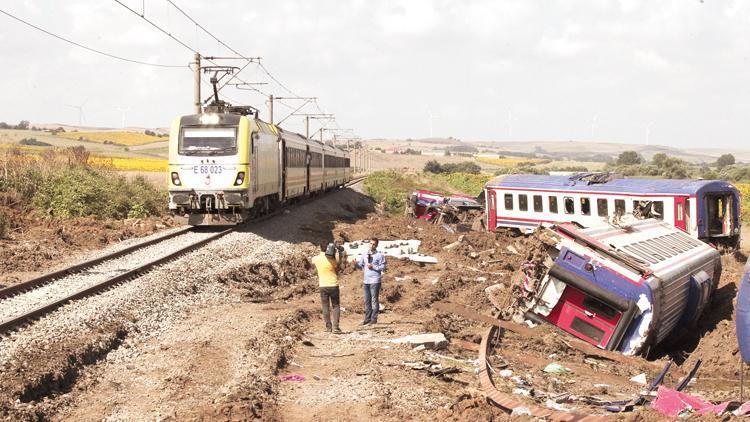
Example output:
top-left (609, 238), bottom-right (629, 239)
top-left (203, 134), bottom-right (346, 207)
top-left (1, 0), bottom-right (749, 148)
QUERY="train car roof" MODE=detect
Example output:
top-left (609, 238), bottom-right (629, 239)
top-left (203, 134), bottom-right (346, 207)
top-left (486, 173), bottom-right (736, 195)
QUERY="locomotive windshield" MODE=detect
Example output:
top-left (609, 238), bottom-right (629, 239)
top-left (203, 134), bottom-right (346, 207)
top-left (179, 127), bottom-right (237, 156)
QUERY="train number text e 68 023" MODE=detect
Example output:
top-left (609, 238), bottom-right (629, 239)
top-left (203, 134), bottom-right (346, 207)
top-left (193, 165), bottom-right (223, 175)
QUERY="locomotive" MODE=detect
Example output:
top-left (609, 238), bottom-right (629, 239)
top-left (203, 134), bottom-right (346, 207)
top-left (168, 106), bottom-right (350, 225)
top-left (484, 173), bottom-right (741, 248)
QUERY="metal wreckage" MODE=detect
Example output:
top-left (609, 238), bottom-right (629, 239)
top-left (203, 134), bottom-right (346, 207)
top-left (407, 187), bottom-right (744, 416)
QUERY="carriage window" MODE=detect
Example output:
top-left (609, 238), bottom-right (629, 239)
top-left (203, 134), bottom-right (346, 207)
top-left (570, 317), bottom-right (605, 344)
top-left (533, 195), bottom-right (543, 212)
top-left (519, 195), bottom-right (528, 211)
top-left (653, 201), bottom-right (664, 220)
top-left (597, 199), bottom-right (608, 217)
top-left (504, 194), bottom-right (513, 210)
top-left (615, 199), bottom-right (625, 215)
top-left (580, 197), bottom-right (591, 215)
top-left (549, 196), bottom-right (558, 214)
top-left (564, 197), bottom-right (574, 214)
top-left (677, 203), bottom-right (684, 221)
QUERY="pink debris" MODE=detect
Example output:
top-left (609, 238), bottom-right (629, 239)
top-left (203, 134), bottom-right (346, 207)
top-left (735, 401), bottom-right (750, 416)
top-left (651, 386), bottom-right (728, 417)
top-left (279, 374), bottom-right (305, 382)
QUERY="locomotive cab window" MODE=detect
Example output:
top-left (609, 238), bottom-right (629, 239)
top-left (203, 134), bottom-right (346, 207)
top-left (179, 127), bottom-right (237, 156)
top-left (519, 194), bottom-right (528, 211)
top-left (533, 195), bottom-right (543, 212)
top-left (504, 194), bottom-right (514, 210)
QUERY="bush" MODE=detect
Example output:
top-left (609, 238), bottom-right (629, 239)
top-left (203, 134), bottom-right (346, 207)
top-left (1, 147), bottom-right (164, 220)
top-left (32, 167), bottom-right (163, 219)
top-left (18, 138), bottom-right (52, 147)
top-left (616, 151), bottom-right (643, 165)
top-left (423, 160), bottom-right (481, 175)
top-left (364, 171), bottom-right (414, 214)
top-left (716, 153), bottom-right (735, 169)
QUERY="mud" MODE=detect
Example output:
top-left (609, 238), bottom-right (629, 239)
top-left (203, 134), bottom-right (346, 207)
top-left (0, 205), bottom-right (177, 287)
top-left (1, 183), bottom-right (746, 420)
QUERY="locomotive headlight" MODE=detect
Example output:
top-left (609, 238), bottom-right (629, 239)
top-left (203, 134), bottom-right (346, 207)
top-left (234, 171), bottom-right (245, 186)
top-left (199, 113), bottom-right (220, 125)
top-left (171, 172), bottom-right (182, 186)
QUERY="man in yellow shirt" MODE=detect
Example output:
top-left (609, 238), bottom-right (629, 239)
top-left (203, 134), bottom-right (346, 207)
top-left (311, 243), bottom-right (341, 333)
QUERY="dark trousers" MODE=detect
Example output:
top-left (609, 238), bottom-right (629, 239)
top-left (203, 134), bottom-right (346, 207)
top-left (320, 286), bottom-right (340, 330)
top-left (363, 283), bottom-right (381, 323)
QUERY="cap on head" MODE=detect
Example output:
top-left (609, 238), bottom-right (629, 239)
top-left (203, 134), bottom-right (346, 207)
top-left (325, 243), bottom-right (337, 257)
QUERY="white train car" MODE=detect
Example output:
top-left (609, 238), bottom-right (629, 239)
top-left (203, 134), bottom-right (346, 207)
top-left (484, 173), bottom-right (741, 248)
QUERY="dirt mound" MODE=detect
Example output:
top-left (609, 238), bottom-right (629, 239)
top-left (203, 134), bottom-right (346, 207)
top-left (214, 255), bottom-right (316, 302)
top-left (0, 206), bottom-right (178, 287)
top-left (202, 309), bottom-right (310, 420)
top-left (663, 254), bottom-right (744, 377)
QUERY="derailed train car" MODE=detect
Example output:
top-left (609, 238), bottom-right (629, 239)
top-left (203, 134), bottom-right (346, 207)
top-left (167, 109), bottom-right (351, 225)
top-left (515, 218), bottom-right (721, 355)
top-left (484, 173), bottom-right (741, 248)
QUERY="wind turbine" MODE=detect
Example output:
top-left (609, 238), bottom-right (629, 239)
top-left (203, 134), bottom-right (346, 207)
top-left (65, 99), bottom-right (88, 126)
top-left (645, 122), bottom-right (654, 146)
top-left (428, 109), bottom-right (440, 138)
top-left (116, 107), bottom-right (130, 128)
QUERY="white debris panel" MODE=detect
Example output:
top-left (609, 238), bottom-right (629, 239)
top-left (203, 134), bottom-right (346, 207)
top-left (342, 240), bottom-right (438, 264)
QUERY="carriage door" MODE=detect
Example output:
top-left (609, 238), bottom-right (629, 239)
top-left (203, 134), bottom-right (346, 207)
top-left (487, 190), bottom-right (497, 232)
top-left (674, 196), bottom-right (688, 232)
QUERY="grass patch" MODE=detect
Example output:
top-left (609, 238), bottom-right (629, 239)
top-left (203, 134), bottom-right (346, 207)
top-left (738, 183), bottom-right (750, 224)
top-left (1, 146), bottom-right (165, 219)
top-left (476, 156), bottom-right (545, 167)
top-left (56, 131), bottom-right (163, 146)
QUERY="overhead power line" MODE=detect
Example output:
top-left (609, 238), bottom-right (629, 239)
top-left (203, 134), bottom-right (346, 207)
top-left (113, 0), bottom-right (198, 54)
top-left (0, 7), bottom-right (186, 68)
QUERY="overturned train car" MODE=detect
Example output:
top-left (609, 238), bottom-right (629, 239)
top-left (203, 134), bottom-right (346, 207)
top-left (521, 219), bottom-right (721, 355)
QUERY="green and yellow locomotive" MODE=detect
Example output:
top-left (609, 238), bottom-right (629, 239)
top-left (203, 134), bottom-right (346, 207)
top-left (168, 106), bottom-right (350, 225)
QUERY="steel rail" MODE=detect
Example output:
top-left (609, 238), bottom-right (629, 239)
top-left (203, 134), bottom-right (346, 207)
top-left (0, 228), bottom-right (232, 333)
top-left (0, 175), bottom-right (367, 333)
top-left (0, 226), bottom-right (194, 299)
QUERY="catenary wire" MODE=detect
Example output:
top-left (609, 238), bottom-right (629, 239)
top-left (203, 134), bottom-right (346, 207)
top-left (0, 7), bottom-right (187, 68)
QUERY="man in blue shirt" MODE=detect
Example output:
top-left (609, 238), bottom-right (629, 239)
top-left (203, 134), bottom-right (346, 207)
top-left (352, 238), bottom-right (386, 325)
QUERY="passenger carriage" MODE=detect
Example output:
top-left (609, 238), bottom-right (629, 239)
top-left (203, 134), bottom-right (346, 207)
top-left (526, 219), bottom-right (721, 355)
top-left (484, 173), bottom-right (741, 248)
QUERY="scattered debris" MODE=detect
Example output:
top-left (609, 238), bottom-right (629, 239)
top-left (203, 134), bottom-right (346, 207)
top-left (391, 333), bottom-right (448, 350)
top-left (651, 386), bottom-right (729, 417)
top-left (342, 239), bottom-right (438, 264)
top-left (629, 373), bottom-right (647, 385)
top-left (542, 363), bottom-right (569, 374)
top-left (279, 374), bottom-right (305, 382)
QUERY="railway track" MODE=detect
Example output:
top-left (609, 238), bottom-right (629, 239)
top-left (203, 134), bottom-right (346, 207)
top-left (0, 176), bottom-right (367, 334)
